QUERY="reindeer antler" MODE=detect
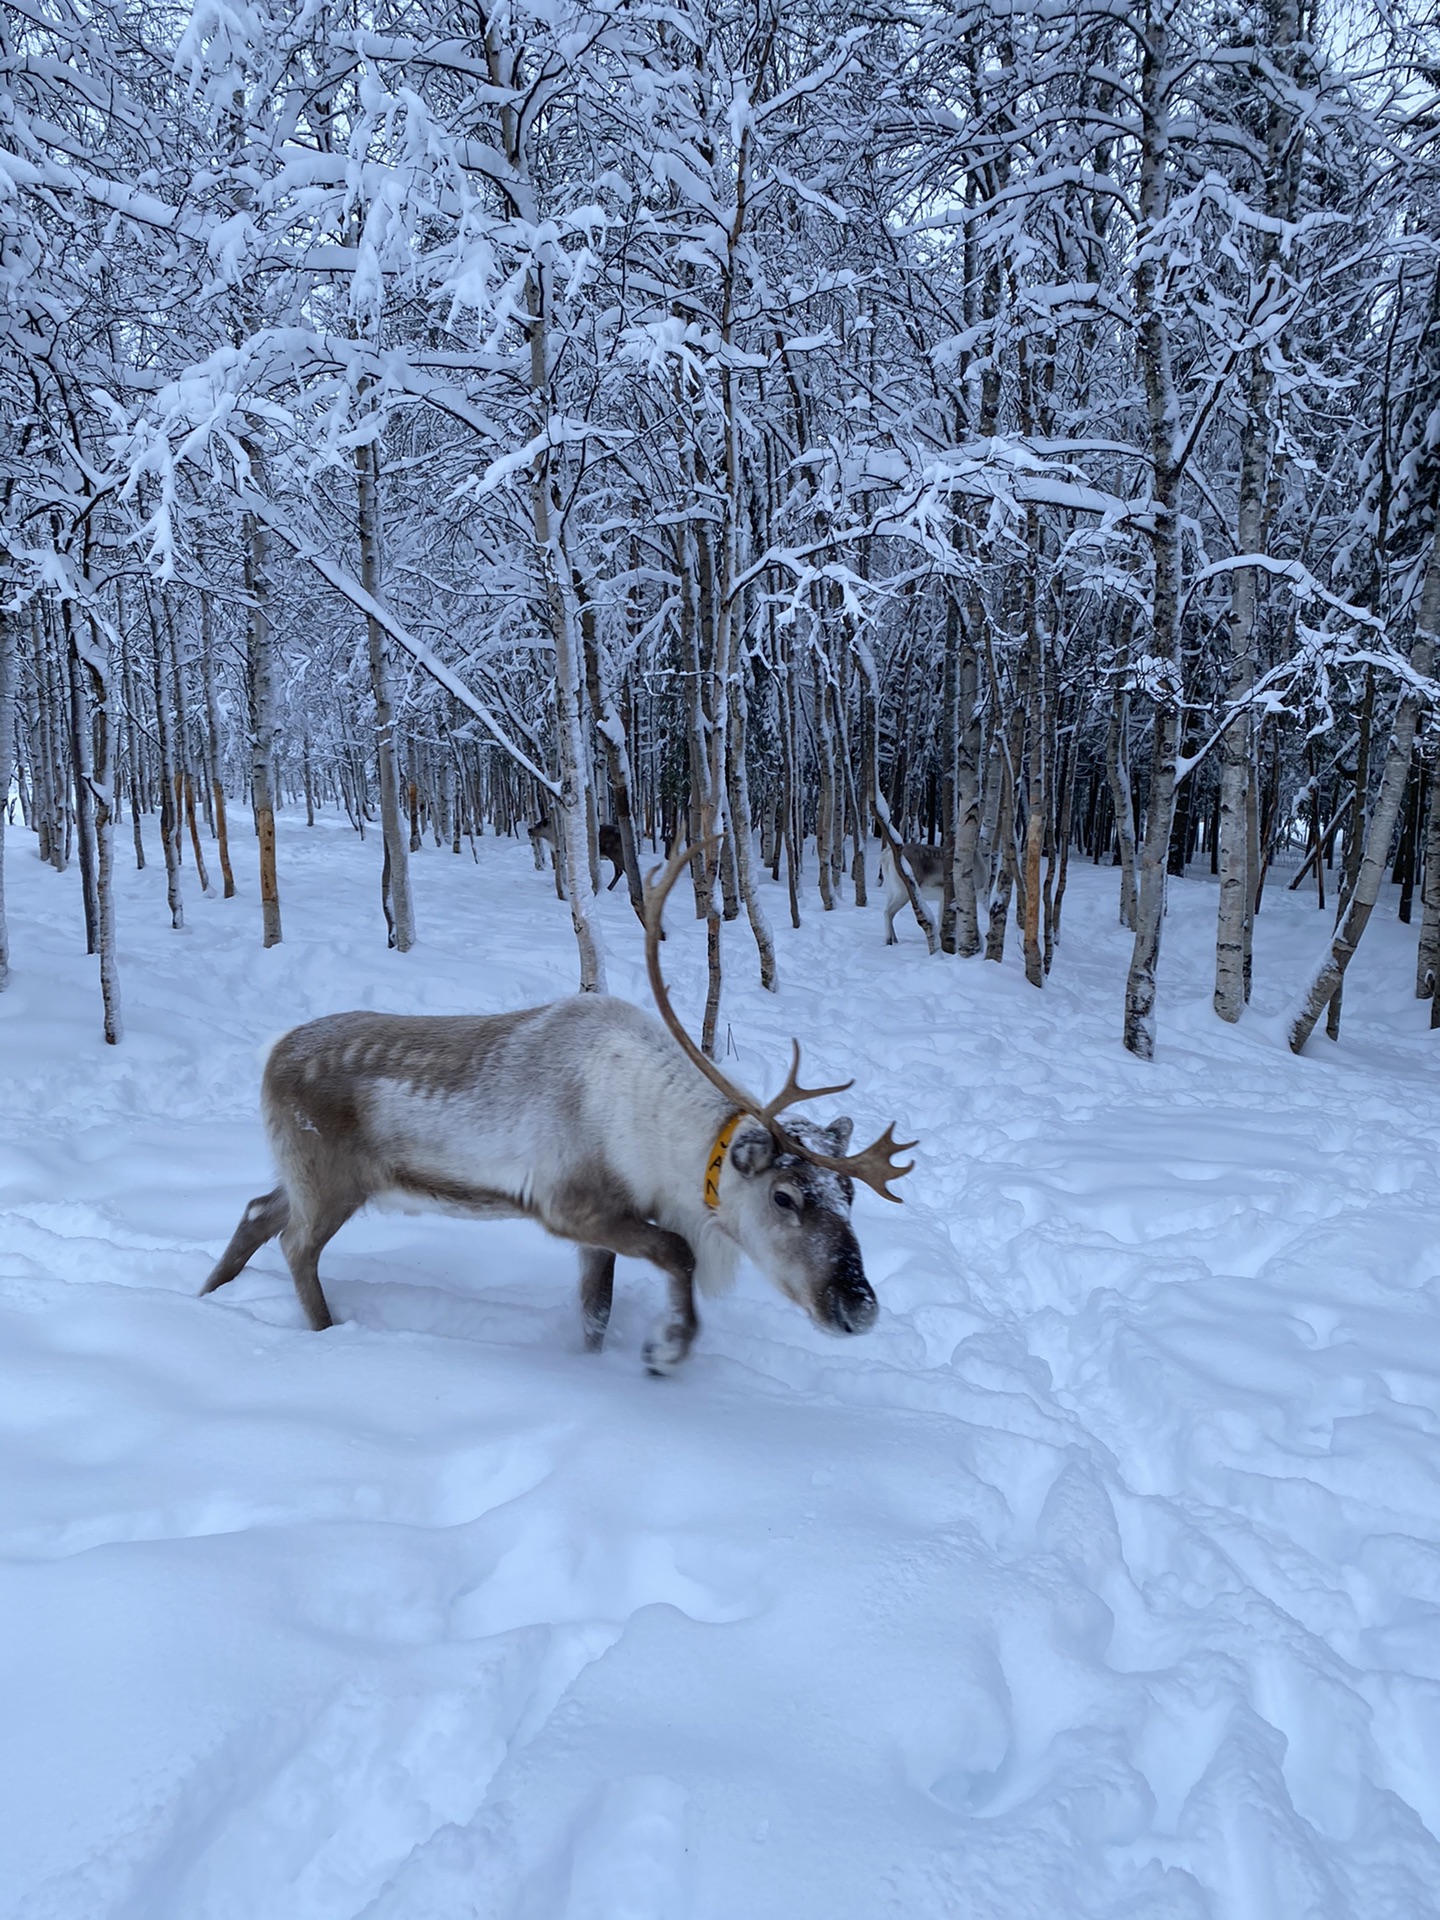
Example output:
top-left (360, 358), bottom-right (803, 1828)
top-left (759, 1039), bottom-right (854, 1126)
top-left (786, 1118), bottom-right (917, 1205)
top-left (642, 837), bottom-right (760, 1109)
top-left (642, 840), bottom-right (916, 1203)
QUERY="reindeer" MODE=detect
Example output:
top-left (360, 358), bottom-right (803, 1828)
top-left (200, 842), bottom-right (914, 1373)
top-left (528, 814), bottom-right (626, 890)
top-left (879, 841), bottom-right (949, 946)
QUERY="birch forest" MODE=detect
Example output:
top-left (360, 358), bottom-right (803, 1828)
top-left (3, 0), bottom-right (1439, 1061)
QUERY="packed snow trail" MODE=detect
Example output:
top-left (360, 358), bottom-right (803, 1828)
top-left (2, 819), bottom-right (1438, 1919)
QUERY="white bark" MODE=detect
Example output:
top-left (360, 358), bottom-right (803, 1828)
top-left (1214, 371), bottom-right (1266, 1023)
top-left (1416, 767), bottom-right (1440, 998)
top-left (951, 598), bottom-right (982, 957)
top-left (1289, 527), bottom-right (1440, 1053)
top-left (0, 610), bottom-right (14, 992)
top-left (355, 422), bottom-right (416, 953)
top-left (80, 611), bottom-right (122, 1044)
top-left (1122, 0), bottom-right (1184, 1061)
top-left (1215, 0), bottom-right (1299, 1022)
top-left (244, 507), bottom-right (282, 949)
top-left (490, 21), bottom-right (605, 993)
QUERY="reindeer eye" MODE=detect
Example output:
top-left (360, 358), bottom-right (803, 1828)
top-left (773, 1188), bottom-right (799, 1213)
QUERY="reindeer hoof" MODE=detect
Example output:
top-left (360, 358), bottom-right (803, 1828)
top-left (642, 1327), bottom-right (691, 1376)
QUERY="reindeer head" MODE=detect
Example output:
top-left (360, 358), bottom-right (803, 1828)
top-left (643, 841), bottom-right (915, 1337)
top-left (715, 1111), bottom-right (877, 1332)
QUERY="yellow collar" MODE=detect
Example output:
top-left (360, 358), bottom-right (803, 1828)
top-left (704, 1111), bottom-right (743, 1209)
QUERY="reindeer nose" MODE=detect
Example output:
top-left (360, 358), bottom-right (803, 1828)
top-left (823, 1277), bottom-right (877, 1335)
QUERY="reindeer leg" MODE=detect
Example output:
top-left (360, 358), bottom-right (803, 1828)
top-left (279, 1196), bottom-right (358, 1332)
top-left (621, 1224), bottom-right (698, 1375)
top-left (200, 1187), bottom-right (289, 1297)
top-left (550, 1200), bottom-right (698, 1374)
top-left (579, 1246), bottom-right (615, 1352)
top-left (610, 1222), bottom-right (695, 1374)
top-left (644, 1260), bottom-right (698, 1374)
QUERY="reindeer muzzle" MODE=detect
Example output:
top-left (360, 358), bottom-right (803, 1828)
top-left (819, 1243), bottom-right (878, 1334)
top-left (822, 1279), bottom-right (878, 1335)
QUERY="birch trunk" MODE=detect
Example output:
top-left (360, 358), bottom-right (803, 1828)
top-left (1123, 0), bottom-right (1184, 1059)
top-left (355, 424), bottom-right (415, 952)
top-left (198, 596), bottom-right (234, 895)
top-left (976, 732), bottom-right (1004, 915)
top-left (856, 634), bottom-right (937, 951)
top-left (985, 641), bottom-right (1028, 964)
top-left (813, 647), bottom-right (836, 912)
top-left (712, 114), bottom-right (775, 996)
top-left (939, 592), bottom-right (960, 953)
top-left (1213, 426), bottom-right (1260, 1020)
top-left (577, 571), bottom-right (645, 918)
top-left (64, 606), bottom-right (100, 953)
top-left (244, 509), bottom-right (282, 948)
top-left (1046, 708), bottom-right (1081, 967)
top-left (488, 22), bottom-right (603, 991)
top-left (1416, 765), bottom-right (1440, 997)
top-left (147, 593), bottom-right (184, 932)
top-left (1021, 546), bottom-right (1045, 988)
top-left (539, 514), bottom-right (605, 991)
top-left (839, 708), bottom-right (869, 910)
top-left (1289, 527), bottom-right (1440, 1052)
top-left (1340, 668), bottom-right (1375, 910)
top-left (985, 756), bottom-right (1016, 963)
top-left (690, 516), bottom-right (725, 1052)
top-left (726, 685), bottom-right (776, 989)
top-left (951, 594), bottom-right (982, 956)
top-left (0, 610), bottom-right (13, 991)
top-left (170, 621), bottom-right (213, 897)
top-left (1215, 0), bottom-right (1298, 1020)
top-left (1107, 707), bottom-right (1138, 930)
top-left (32, 608), bottom-right (65, 871)
top-left (78, 608), bottom-right (122, 1043)
top-left (122, 651), bottom-right (145, 870)
top-left (1126, 674), bottom-right (1184, 1059)
top-left (1396, 763), bottom-right (1421, 921)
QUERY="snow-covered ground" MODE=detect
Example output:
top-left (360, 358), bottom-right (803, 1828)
top-left (3, 812), bottom-right (1439, 1920)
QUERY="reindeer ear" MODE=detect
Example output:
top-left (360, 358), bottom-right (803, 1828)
top-left (729, 1120), bottom-right (776, 1176)
top-left (824, 1116), bottom-right (855, 1155)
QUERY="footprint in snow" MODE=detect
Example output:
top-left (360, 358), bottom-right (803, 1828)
top-left (560, 1776), bottom-right (689, 1920)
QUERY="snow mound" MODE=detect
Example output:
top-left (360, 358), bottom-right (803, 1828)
top-left (3, 819), bottom-right (1439, 1917)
